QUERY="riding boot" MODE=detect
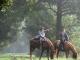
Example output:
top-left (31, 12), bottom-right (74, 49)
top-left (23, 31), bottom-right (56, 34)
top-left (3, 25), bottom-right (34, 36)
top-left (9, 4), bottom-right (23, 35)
top-left (61, 44), bottom-right (64, 50)
top-left (40, 38), bottom-right (42, 49)
top-left (61, 42), bottom-right (64, 51)
top-left (60, 42), bottom-right (64, 51)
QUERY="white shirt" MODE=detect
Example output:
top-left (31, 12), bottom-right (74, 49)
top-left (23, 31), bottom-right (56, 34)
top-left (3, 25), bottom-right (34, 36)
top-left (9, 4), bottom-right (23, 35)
top-left (39, 30), bottom-right (45, 37)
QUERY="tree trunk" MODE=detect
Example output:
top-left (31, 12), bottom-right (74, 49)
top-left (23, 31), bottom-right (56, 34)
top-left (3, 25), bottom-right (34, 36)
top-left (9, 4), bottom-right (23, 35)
top-left (56, 0), bottom-right (63, 40)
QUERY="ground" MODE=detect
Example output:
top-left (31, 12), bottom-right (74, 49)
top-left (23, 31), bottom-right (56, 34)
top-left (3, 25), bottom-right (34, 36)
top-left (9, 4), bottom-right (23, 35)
top-left (0, 57), bottom-right (77, 60)
top-left (0, 53), bottom-right (79, 60)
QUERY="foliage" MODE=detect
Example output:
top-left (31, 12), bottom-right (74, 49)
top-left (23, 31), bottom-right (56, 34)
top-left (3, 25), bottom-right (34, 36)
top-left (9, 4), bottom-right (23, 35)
top-left (0, 0), bottom-right (26, 47)
top-left (0, 0), bottom-right (80, 50)
top-left (0, 0), bottom-right (13, 12)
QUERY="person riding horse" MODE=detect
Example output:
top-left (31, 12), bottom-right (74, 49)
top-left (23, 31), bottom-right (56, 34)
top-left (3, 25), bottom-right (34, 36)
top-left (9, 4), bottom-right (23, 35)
top-left (32, 27), bottom-right (52, 44)
top-left (36, 27), bottom-right (51, 39)
top-left (30, 27), bottom-right (54, 60)
top-left (59, 27), bottom-right (69, 50)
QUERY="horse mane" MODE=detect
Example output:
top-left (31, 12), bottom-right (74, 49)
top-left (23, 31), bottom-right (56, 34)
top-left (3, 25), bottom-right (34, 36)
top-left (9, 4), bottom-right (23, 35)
top-left (45, 38), bottom-right (54, 46)
top-left (66, 41), bottom-right (77, 53)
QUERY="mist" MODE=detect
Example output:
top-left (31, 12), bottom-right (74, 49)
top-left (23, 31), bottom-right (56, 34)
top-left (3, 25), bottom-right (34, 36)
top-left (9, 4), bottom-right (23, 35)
top-left (2, 19), bottom-right (30, 54)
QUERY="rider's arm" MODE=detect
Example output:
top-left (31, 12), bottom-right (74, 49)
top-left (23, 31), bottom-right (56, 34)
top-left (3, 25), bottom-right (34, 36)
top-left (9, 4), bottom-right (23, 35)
top-left (65, 33), bottom-right (69, 41)
top-left (44, 28), bottom-right (52, 32)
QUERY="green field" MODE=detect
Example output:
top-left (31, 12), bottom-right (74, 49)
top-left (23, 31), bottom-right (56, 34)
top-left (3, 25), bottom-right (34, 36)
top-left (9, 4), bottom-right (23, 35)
top-left (0, 53), bottom-right (79, 60)
top-left (0, 57), bottom-right (78, 60)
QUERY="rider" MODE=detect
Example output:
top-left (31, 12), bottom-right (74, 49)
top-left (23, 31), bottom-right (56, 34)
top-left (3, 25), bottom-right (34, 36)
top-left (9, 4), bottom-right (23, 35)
top-left (36, 27), bottom-right (51, 41)
top-left (59, 27), bottom-right (69, 50)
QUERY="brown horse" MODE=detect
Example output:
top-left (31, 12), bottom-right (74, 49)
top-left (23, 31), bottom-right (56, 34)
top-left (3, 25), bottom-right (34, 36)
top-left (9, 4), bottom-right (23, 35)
top-left (30, 38), bottom-right (55, 60)
top-left (52, 40), bottom-right (77, 59)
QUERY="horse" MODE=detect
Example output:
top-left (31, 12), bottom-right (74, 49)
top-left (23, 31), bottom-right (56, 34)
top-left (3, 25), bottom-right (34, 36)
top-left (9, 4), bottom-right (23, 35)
top-left (30, 37), bottom-right (55, 60)
top-left (51, 40), bottom-right (77, 59)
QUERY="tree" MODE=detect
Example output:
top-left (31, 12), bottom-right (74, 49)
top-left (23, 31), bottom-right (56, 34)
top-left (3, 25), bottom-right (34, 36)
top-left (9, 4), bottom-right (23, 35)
top-left (0, 0), bottom-right (13, 12)
top-left (0, 0), bottom-right (27, 47)
top-left (47, 0), bottom-right (80, 39)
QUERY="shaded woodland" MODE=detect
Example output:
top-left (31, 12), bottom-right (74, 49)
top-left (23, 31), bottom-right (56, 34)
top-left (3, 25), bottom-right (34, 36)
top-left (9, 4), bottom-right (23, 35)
top-left (0, 0), bottom-right (80, 53)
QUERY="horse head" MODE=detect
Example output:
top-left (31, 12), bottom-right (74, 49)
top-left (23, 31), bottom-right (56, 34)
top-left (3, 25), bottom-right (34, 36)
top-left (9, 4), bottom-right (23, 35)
top-left (64, 41), bottom-right (77, 59)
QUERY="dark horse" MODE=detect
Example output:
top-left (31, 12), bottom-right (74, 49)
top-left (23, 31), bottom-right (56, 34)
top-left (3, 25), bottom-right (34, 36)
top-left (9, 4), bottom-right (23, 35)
top-left (30, 37), bottom-right (55, 60)
top-left (52, 40), bottom-right (77, 59)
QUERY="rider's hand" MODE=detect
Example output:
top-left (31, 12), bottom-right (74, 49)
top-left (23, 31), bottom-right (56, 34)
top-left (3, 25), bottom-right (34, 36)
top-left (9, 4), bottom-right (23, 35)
top-left (48, 28), bottom-right (52, 31)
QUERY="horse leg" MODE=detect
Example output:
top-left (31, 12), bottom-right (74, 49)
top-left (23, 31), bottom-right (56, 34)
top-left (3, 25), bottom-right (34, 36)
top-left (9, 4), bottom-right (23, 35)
top-left (56, 49), bottom-right (59, 59)
top-left (65, 51), bottom-right (69, 58)
top-left (30, 48), bottom-right (32, 60)
top-left (30, 47), bottom-right (35, 60)
top-left (47, 49), bottom-right (49, 60)
top-left (39, 49), bottom-right (44, 60)
top-left (66, 50), bottom-right (69, 58)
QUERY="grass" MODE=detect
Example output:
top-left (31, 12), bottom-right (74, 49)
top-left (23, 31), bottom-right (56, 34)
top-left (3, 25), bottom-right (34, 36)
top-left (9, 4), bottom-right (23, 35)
top-left (0, 53), bottom-right (30, 60)
top-left (0, 57), bottom-right (77, 60)
top-left (33, 57), bottom-right (76, 60)
top-left (0, 57), bottom-right (78, 60)
top-left (0, 53), bottom-right (79, 60)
